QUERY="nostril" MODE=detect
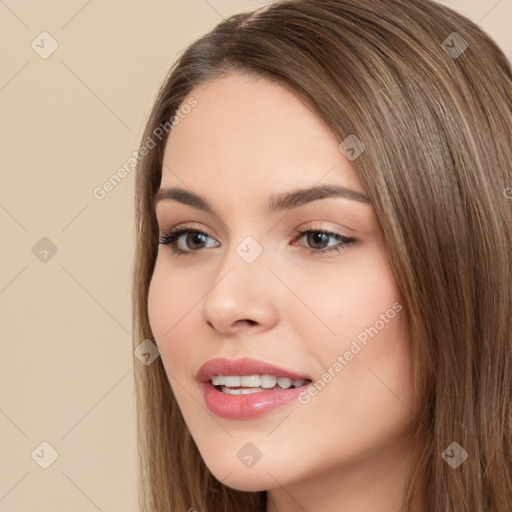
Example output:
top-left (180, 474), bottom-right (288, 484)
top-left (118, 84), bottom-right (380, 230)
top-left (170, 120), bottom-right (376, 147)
top-left (234, 319), bottom-right (257, 327)
top-left (238, 319), bottom-right (259, 326)
top-left (205, 319), bottom-right (257, 331)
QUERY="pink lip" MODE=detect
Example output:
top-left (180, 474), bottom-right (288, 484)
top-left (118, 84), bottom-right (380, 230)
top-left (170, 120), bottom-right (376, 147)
top-left (196, 357), bottom-right (311, 383)
top-left (197, 357), bottom-right (312, 419)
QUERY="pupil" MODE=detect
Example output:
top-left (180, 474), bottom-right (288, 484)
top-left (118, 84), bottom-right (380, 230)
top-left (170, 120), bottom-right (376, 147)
top-left (189, 233), bottom-right (206, 249)
top-left (308, 232), bottom-right (328, 249)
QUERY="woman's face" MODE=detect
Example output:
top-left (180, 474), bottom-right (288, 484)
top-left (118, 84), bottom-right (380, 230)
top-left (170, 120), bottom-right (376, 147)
top-left (148, 72), bottom-right (418, 504)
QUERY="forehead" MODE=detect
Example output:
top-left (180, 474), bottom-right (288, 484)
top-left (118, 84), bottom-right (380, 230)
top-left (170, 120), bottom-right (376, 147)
top-left (160, 72), bottom-right (363, 196)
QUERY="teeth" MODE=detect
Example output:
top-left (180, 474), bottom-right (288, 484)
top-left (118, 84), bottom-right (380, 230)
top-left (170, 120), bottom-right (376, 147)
top-left (221, 386), bottom-right (264, 395)
top-left (260, 375), bottom-right (277, 388)
top-left (211, 375), bottom-right (223, 386)
top-left (277, 377), bottom-right (292, 389)
top-left (223, 376), bottom-right (241, 386)
top-left (211, 375), bottom-right (306, 390)
top-left (240, 375), bottom-right (261, 387)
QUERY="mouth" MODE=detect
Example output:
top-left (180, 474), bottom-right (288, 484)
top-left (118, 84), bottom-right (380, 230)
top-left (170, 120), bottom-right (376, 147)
top-left (197, 357), bottom-right (313, 419)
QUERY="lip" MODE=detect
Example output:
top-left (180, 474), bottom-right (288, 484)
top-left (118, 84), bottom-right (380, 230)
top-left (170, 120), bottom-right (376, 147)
top-left (196, 357), bottom-right (311, 383)
top-left (197, 357), bottom-right (312, 419)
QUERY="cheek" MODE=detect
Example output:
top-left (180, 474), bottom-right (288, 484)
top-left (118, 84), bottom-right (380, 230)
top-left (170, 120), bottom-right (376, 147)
top-left (289, 251), bottom-right (410, 412)
top-left (147, 259), bottom-right (199, 336)
top-left (147, 262), bottom-right (194, 372)
top-left (147, 264), bottom-right (170, 342)
top-left (286, 250), bottom-right (403, 354)
top-left (306, 265), bottom-right (412, 437)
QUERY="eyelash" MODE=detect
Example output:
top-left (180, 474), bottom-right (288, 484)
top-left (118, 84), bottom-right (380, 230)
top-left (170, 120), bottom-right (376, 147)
top-left (158, 224), bottom-right (357, 258)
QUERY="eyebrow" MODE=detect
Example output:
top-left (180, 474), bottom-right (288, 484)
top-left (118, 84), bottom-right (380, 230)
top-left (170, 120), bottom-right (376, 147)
top-left (152, 184), bottom-right (371, 215)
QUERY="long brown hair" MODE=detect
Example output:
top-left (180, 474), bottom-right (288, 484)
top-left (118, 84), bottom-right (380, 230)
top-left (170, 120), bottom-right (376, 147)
top-left (132, 1), bottom-right (512, 510)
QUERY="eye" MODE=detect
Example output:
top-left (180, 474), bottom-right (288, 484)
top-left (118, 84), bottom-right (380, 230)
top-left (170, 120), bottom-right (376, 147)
top-left (158, 225), bottom-right (357, 258)
top-left (292, 227), bottom-right (357, 255)
top-left (159, 228), bottom-right (219, 256)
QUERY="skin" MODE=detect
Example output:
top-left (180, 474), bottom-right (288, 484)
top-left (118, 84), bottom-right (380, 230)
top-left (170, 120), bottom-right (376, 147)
top-left (147, 72), bottom-right (423, 512)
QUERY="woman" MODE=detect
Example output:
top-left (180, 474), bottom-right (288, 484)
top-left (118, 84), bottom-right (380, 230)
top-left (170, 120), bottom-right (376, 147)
top-left (132, 0), bottom-right (512, 510)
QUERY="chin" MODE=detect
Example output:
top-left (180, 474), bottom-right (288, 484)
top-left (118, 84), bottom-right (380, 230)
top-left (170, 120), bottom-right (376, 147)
top-left (214, 469), bottom-right (276, 492)
top-left (201, 456), bottom-right (278, 492)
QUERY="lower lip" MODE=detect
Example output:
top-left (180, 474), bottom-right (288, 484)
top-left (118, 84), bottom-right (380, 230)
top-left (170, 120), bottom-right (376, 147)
top-left (201, 381), bottom-right (309, 419)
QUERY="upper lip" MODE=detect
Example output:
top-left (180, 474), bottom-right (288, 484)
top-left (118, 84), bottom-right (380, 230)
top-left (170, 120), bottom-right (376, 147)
top-left (196, 357), bottom-right (312, 383)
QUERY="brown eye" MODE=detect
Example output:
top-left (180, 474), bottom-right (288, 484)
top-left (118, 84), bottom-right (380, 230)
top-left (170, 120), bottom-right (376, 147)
top-left (293, 229), bottom-right (357, 255)
top-left (305, 231), bottom-right (331, 250)
top-left (183, 232), bottom-right (209, 250)
top-left (159, 228), bottom-right (219, 256)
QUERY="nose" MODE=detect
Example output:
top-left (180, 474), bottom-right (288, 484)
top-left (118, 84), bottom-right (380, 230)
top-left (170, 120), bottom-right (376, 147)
top-left (199, 244), bottom-right (279, 336)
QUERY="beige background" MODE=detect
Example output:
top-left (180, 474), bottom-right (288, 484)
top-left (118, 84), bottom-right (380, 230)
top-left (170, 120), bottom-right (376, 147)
top-left (0, 1), bottom-right (510, 510)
